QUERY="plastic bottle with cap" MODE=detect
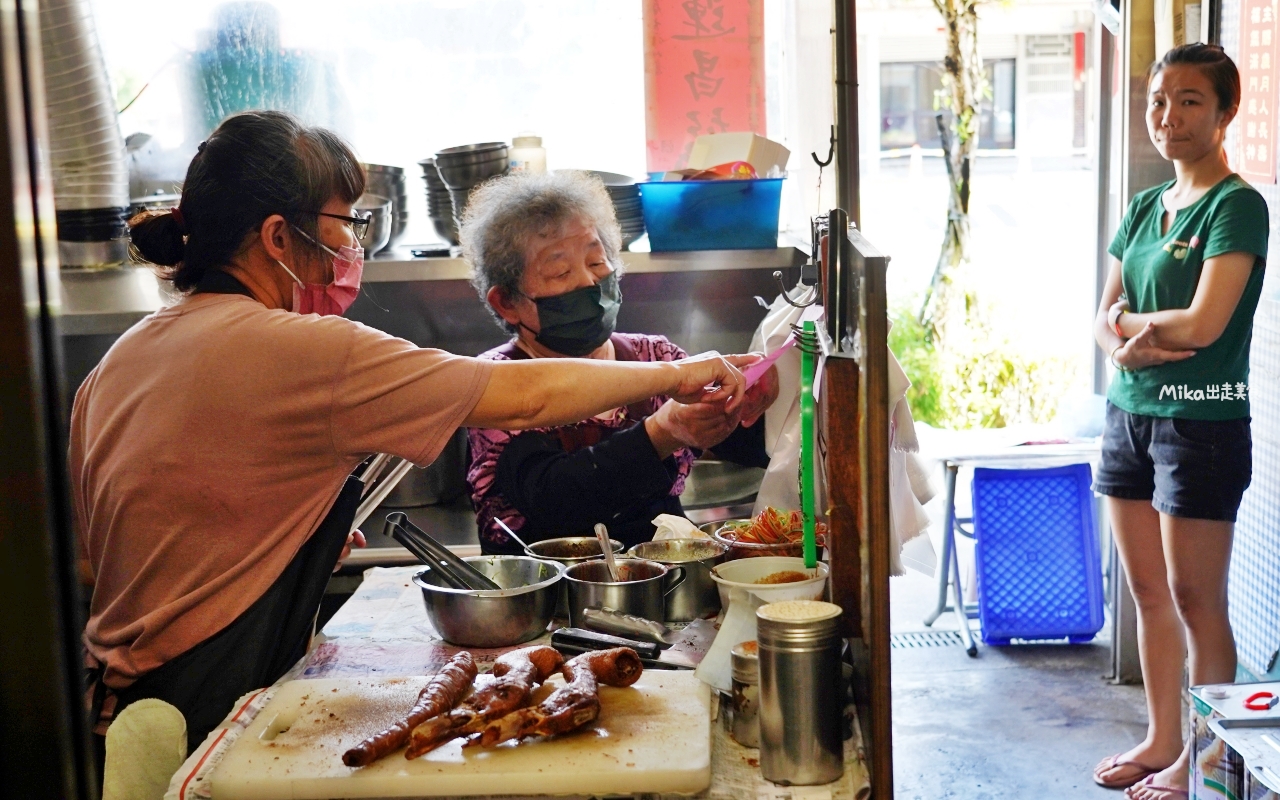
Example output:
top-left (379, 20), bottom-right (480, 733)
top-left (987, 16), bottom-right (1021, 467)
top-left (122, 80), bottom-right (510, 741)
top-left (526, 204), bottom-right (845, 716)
top-left (509, 135), bottom-right (546, 174)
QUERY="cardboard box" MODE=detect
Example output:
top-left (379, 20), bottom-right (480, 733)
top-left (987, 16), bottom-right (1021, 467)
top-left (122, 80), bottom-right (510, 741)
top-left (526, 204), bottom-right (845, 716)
top-left (1156, 0), bottom-right (1188, 56)
top-left (686, 132), bottom-right (789, 176)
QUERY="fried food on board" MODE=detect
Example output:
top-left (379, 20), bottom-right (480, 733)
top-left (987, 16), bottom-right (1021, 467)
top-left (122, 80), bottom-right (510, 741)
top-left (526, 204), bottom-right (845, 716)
top-left (476, 647), bottom-right (643, 747)
top-left (341, 652), bottom-right (477, 767)
top-left (405, 645), bottom-right (564, 759)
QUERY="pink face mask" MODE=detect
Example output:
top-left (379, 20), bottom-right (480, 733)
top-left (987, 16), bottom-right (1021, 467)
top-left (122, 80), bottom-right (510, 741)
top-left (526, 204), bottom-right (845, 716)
top-left (276, 228), bottom-right (364, 316)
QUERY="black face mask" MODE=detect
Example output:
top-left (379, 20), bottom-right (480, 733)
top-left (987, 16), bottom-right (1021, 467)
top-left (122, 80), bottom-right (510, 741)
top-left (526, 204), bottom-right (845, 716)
top-left (521, 272), bottom-right (621, 357)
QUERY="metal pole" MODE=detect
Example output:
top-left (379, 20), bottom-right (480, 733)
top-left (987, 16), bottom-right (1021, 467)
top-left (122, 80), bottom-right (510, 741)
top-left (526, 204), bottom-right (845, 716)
top-left (0, 1), bottom-right (98, 795)
top-left (1093, 23), bottom-right (1114, 396)
top-left (834, 0), bottom-right (860, 226)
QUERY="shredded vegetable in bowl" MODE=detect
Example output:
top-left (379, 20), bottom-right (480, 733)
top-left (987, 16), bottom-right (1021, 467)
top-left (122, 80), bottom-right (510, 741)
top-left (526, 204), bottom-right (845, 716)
top-left (719, 507), bottom-right (828, 545)
top-left (712, 507), bottom-right (828, 559)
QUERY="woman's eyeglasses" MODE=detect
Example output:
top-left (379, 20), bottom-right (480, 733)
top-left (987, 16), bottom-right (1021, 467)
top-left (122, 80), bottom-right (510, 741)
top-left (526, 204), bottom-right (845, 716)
top-left (317, 211), bottom-right (372, 239)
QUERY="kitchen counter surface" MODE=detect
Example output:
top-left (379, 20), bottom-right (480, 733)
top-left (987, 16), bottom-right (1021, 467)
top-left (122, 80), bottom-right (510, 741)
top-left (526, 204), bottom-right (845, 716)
top-left (57, 246), bottom-right (807, 337)
top-left (164, 566), bottom-right (871, 800)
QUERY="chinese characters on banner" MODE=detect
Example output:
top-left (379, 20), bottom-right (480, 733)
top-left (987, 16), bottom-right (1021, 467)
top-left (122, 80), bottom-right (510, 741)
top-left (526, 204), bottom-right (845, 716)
top-left (1238, 0), bottom-right (1279, 182)
top-left (643, 0), bottom-right (765, 173)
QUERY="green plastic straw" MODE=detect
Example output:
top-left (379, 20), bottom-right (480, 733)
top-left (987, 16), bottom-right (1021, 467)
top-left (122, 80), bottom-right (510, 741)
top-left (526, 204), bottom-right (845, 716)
top-left (799, 320), bottom-right (818, 569)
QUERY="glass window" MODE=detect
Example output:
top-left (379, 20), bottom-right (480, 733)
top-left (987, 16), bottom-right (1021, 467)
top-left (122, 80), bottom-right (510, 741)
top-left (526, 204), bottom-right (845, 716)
top-left (91, 0), bottom-right (648, 242)
top-left (878, 59), bottom-right (1015, 151)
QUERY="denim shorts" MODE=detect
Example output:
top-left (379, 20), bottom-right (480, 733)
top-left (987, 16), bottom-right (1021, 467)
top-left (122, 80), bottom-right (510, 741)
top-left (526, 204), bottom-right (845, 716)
top-left (1094, 403), bottom-right (1253, 522)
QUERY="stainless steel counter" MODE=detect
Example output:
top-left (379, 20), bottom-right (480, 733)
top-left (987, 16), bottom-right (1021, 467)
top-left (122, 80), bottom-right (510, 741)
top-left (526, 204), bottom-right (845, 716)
top-left (56, 246), bottom-right (806, 337)
top-left (57, 246), bottom-right (805, 398)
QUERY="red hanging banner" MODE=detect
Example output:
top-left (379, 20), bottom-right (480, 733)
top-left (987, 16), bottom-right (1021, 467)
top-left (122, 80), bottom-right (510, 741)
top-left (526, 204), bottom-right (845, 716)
top-left (643, 0), bottom-right (766, 173)
top-left (1238, 0), bottom-right (1279, 183)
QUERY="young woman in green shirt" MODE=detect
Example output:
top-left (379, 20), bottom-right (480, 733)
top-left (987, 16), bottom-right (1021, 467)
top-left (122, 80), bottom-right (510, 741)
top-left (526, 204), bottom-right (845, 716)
top-left (1091, 44), bottom-right (1268, 799)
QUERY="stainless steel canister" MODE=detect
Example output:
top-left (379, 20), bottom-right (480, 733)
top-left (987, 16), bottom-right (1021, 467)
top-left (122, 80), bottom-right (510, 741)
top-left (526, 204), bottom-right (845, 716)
top-left (729, 640), bottom-right (760, 747)
top-left (756, 600), bottom-right (844, 786)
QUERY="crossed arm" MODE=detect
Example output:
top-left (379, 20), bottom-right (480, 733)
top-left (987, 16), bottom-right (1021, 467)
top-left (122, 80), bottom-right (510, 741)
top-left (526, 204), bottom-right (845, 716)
top-left (1094, 252), bottom-right (1255, 368)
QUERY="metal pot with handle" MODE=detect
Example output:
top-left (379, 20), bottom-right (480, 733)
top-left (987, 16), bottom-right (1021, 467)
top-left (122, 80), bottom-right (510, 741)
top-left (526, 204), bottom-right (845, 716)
top-left (628, 538), bottom-right (727, 621)
top-left (563, 559), bottom-right (686, 628)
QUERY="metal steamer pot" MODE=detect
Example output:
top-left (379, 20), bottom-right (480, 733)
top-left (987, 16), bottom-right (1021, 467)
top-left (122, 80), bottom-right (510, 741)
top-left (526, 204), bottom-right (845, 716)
top-left (563, 559), bottom-right (686, 628)
top-left (628, 538), bottom-right (727, 621)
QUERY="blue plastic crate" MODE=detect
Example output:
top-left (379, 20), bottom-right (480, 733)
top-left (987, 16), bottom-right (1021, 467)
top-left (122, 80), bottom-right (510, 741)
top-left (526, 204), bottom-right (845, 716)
top-left (637, 177), bottom-right (783, 251)
top-left (971, 463), bottom-right (1104, 645)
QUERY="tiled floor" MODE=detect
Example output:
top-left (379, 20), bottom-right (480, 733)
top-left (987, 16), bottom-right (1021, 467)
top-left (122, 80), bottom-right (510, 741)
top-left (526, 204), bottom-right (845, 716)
top-left (890, 557), bottom-right (1151, 798)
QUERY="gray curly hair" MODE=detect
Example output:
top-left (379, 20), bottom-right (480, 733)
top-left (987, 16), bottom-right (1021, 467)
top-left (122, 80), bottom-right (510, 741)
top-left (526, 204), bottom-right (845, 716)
top-left (460, 170), bottom-right (624, 333)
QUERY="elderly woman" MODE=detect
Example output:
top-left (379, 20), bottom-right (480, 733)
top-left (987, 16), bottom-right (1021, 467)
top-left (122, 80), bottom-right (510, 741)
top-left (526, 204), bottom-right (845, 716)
top-left (463, 171), bottom-right (777, 553)
top-left (72, 111), bottom-right (749, 757)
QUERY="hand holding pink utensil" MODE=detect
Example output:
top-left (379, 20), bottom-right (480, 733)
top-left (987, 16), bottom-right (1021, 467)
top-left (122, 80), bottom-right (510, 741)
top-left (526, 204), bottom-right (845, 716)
top-left (743, 335), bottom-right (796, 387)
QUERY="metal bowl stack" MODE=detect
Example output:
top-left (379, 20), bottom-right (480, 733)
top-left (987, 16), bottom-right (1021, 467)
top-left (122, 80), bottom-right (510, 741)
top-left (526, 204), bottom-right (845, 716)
top-left (586, 171), bottom-right (645, 250)
top-left (361, 163), bottom-right (408, 253)
top-left (434, 142), bottom-right (509, 219)
top-left (418, 158), bottom-right (459, 246)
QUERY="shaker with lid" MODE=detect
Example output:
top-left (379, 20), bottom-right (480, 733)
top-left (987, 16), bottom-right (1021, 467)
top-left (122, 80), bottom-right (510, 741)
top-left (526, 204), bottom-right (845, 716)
top-left (729, 640), bottom-right (761, 747)
top-left (756, 600), bottom-right (844, 786)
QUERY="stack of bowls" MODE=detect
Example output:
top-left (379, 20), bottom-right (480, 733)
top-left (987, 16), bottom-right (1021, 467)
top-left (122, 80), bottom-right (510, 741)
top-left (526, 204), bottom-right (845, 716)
top-left (418, 159), bottom-right (458, 246)
top-left (434, 143), bottom-right (509, 219)
top-left (361, 164), bottom-right (408, 253)
top-left (41, 0), bottom-right (131, 267)
top-left (586, 171), bottom-right (645, 250)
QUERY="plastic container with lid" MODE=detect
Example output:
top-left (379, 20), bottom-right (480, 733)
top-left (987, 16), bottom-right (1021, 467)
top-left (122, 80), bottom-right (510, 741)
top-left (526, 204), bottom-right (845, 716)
top-left (1190, 682), bottom-right (1280, 800)
top-left (509, 135), bottom-right (547, 174)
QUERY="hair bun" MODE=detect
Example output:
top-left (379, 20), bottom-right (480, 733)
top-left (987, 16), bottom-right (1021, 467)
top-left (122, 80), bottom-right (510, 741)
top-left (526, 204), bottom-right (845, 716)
top-left (128, 209), bottom-right (186, 266)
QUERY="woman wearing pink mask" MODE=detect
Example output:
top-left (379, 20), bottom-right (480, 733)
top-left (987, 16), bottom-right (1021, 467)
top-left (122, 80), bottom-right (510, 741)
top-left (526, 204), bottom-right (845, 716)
top-left (70, 111), bottom-right (749, 759)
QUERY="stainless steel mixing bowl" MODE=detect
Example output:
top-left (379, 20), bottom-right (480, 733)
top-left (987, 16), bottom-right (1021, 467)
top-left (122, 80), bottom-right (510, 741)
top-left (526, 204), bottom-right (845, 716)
top-left (412, 556), bottom-right (563, 647)
top-left (354, 193), bottom-right (392, 254)
top-left (435, 142), bottom-right (508, 165)
top-left (436, 157), bottom-right (508, 190)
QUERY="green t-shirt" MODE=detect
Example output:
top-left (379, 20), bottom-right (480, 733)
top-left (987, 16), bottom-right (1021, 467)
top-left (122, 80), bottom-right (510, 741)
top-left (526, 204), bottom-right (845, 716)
top-left (1107, 174), bottom-right (1268, 420)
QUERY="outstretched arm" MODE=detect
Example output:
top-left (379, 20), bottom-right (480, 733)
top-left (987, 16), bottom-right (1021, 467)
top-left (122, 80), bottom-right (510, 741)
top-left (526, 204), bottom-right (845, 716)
top-left (464, 352), bottom-right (749, 430)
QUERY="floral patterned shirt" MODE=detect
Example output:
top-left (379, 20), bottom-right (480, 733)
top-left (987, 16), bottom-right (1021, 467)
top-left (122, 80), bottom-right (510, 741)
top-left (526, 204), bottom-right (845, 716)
top-left (467, 333), bottom-right (696, 552)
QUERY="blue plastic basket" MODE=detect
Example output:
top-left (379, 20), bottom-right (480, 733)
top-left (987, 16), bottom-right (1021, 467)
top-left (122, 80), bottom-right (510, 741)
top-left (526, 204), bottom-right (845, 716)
top-left (637, 177), bottom-right (783, 251)
top-left (971, 464), bottom-right (1104, 645)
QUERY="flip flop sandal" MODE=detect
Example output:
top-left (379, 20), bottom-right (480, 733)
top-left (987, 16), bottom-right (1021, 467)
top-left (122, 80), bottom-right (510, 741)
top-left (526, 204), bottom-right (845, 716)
top-left (1124, 775), bottom-right (1189, 799)
top-left (1092, 754), bottom-right (1164, 789)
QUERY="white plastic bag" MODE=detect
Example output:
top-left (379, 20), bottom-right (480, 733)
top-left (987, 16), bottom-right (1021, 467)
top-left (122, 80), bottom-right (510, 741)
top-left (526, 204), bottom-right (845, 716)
top-left (750, 289), bottom-right (811, 516)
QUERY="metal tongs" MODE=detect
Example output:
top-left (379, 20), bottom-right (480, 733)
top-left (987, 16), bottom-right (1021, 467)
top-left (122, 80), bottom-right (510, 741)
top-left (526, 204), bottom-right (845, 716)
top-left (383, 511), bottom-right (500, 592)
top-left (350, 453), bottom-right (415, 534)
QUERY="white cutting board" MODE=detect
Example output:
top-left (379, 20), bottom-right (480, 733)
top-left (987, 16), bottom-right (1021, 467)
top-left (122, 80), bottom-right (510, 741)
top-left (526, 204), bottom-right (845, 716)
top-left (210, 671), bottom-right (710, 799)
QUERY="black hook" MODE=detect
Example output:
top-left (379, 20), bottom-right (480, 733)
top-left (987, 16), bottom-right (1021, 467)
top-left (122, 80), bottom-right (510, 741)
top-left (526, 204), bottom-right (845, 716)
top-left (811, 125), bottom-right (835, 168)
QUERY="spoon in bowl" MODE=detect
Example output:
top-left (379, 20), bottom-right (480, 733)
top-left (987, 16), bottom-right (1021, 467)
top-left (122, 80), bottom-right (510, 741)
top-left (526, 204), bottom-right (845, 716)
top-left (493, 516), bottom-right (536, 557)
top-left (595, 523), bottom-right (622, 582)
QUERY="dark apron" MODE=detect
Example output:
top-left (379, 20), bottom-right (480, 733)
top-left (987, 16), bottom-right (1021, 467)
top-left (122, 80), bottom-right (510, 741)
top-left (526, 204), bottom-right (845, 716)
top-left (89, 474), bottom-right (361, 760)
top-left (88, 272), bottom-right (364, 760)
